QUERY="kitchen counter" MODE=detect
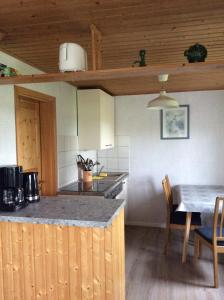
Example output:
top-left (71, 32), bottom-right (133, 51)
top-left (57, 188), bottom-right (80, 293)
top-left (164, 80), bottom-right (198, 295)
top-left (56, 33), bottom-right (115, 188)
top-left (58, 172), bottom-right (128, 196)
top-left (0, 195), bottom-right (125, 228)
top-left (0, 195), bottom-right (126, 299)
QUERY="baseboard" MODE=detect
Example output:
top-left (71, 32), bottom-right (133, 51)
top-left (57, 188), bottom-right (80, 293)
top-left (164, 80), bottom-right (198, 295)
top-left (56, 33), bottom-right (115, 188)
top-left (125, 220), bottom-right (165, 228)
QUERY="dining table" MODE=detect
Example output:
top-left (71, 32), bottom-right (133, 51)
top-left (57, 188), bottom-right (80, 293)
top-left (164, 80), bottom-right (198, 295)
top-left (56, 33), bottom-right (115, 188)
top-left (173, 184), bottom-right (224, 263)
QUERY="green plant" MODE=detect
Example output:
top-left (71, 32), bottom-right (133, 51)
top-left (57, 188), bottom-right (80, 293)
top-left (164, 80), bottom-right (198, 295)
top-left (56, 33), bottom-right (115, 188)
top-left (77, 154), bottom-right (100, 171)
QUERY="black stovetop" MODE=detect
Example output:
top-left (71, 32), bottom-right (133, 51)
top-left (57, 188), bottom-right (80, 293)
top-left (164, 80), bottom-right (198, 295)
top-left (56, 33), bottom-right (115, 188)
top-left (60, 180), bottom-right (115, 194)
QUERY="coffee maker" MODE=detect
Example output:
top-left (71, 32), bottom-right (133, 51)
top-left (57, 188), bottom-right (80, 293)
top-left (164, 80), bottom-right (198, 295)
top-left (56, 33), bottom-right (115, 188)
top-left (23, 171), bottom-right (40, 202)
top-left (0, 165), bottom-right (28, 211)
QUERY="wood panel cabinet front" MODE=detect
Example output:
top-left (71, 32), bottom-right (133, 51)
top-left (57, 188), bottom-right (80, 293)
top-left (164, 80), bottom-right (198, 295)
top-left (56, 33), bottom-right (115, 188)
top-left (0, 209), bottom-right (125, 300)
top-left (78, 89), bottom-right (115, 150)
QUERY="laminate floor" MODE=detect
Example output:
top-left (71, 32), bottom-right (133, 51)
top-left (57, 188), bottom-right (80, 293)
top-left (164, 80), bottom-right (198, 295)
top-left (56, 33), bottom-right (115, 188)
top-left (125, 226), bottom-right (224, 300)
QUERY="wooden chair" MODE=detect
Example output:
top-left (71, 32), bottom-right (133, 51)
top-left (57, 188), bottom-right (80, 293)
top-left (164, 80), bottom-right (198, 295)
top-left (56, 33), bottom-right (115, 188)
top-left (162, 175), bottom-right (201, 255)
top-left (194, 197), bottom-right (224, 288)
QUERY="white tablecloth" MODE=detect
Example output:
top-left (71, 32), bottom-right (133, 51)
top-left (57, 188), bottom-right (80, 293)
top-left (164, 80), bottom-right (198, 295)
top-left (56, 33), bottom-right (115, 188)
top-left (173, 185), bottom-right (224, 225)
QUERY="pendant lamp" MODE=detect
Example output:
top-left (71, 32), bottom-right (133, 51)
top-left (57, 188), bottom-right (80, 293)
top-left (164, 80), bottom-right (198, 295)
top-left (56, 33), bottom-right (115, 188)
top-left (146, 74), bottom-right (179, 110)
top-left (146, 91), bottom-right (179, 110)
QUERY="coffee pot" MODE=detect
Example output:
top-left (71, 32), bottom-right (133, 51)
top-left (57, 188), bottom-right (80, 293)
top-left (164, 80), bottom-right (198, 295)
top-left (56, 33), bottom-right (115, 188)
top-left (23, 172), bottom-right (40, 202)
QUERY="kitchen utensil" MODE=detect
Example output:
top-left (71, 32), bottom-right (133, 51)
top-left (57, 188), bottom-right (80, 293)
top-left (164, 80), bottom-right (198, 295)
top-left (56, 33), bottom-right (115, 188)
top-left (59, 43), bottom-right (88, 72)
top-left (0, 165), bottom-right (27, 211)
top-left (23, 172), bottom-right (40, 202)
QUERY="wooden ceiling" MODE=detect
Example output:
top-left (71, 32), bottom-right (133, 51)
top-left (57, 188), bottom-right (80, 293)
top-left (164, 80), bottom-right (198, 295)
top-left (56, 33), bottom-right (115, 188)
top-left (0, 0), bottom-right (224, 75)
top-left (0, 0), bottom-right (224, 95)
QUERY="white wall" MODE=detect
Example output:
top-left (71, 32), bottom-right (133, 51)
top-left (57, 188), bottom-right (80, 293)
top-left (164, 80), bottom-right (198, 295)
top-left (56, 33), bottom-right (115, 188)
top-left (1, 51), bottom-right (224, 227)
top-left (0, 51), bottom-right (78, 187)
top-left (115, 90), bottom-right (224, 227)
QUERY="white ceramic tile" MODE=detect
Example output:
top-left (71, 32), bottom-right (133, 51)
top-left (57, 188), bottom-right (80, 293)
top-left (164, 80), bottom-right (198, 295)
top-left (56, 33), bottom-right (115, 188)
top-left (118, 158), bottom-right (129, 171)
top-left (57, 135), bottom-right (65, 152)
top-left (97, 149), bottom-right (107, 159)
top-left (64, 135), bottom-right (76, 151)
top-left (58, 150), bottom-right (76, 168)
top-left (58, 165), bottom-right (78, 188)
top-left (70, 135), bottom-right (78, 151)
top-left (78, 150), bottom-right (97, 161)
top-left (97, 158), bottom-right (107, 171)
top-left (117, 146), bottom-right (129, 158)
top-left (106, 147), bottom-right (118, 158)
top-left (117, 135), bottom-right (130, 147)
top-left (64, 135), bottom-right (71, 151)
top-left (107, 158), bottom-right (118, 171)
top-left (58, 152), bottom-right (66, 168)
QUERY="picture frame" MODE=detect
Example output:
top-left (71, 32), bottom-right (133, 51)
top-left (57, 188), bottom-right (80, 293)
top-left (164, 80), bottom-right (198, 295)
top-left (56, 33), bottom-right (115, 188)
top-left (160, 105), bottom-right (190, 139)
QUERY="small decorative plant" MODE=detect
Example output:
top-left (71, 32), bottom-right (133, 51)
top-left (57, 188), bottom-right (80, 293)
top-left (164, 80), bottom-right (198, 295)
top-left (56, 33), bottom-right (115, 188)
top-left (184, 43), bottom-right (207, 63)
top-left (77, 154), bottom-right (100, 171)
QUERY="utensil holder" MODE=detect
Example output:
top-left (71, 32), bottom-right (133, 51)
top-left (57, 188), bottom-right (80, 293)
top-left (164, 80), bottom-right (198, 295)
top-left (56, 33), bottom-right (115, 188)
top-left (83, 171), bottom-right (92, 182)
top-left (83, 181), bottom-right (93, 191)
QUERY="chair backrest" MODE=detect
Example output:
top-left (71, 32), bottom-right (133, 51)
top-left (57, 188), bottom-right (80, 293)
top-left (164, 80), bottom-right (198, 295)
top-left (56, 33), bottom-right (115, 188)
top-left (213, 197), bottom-right (224, 245)
top-left (165, 175), bottom-right (171, 191)
top-left (162, 176), bottom-right (173, 212)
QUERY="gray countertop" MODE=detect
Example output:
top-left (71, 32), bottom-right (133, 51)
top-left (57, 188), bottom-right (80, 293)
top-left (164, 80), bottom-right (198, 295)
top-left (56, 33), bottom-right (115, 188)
top-left (0, 195), bottom-right (126, 228)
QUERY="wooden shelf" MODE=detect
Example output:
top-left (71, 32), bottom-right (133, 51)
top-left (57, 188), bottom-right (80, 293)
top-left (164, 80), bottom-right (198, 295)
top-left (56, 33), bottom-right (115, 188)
top-left (1, 61), bottom-right (224, 95)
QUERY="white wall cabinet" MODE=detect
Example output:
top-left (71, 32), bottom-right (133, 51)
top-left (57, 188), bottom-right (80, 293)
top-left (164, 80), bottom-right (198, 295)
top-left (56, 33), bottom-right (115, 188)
top-left (78, 89), bottom-right (115, 150)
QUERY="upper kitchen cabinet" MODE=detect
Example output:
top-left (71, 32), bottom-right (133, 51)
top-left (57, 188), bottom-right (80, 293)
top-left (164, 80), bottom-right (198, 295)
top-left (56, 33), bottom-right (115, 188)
top-left (78, 89), bottom-right (115, 150)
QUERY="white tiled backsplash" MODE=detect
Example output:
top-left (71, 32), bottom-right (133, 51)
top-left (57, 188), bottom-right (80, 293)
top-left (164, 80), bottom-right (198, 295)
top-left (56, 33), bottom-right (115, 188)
top-left (97, 135), bottom-right (130, 172)
top-left (57, 134), bottom-right (130, 186)
top-left (57, 135), bottom-right (78, 188)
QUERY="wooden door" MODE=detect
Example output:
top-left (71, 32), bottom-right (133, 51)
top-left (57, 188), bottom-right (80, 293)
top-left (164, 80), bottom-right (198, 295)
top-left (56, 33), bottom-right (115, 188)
top-left (16, 96), bottom-right (42, 178)
top-left (15, 86), bottom-right (57, 196)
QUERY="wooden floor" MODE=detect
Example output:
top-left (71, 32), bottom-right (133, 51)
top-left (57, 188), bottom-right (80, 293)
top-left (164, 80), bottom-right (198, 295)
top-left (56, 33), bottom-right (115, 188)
top-left (125, 226), bottom-right (224, 300)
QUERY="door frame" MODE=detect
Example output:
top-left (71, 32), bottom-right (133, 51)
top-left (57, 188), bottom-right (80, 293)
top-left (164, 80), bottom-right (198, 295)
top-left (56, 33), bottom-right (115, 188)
top-left (14, 85), bottom-right (57, 196)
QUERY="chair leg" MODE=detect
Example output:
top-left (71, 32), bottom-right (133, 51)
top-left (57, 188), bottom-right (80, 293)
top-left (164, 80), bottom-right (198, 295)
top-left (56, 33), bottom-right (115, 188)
top-left (213, 248), bottom-right (219, 288)
top-left (182, 212), bottom-right (192, 263)
top-left (194, 234), bottom-right (201, 259)
top-left (164, 225), bottom-right (171, 255)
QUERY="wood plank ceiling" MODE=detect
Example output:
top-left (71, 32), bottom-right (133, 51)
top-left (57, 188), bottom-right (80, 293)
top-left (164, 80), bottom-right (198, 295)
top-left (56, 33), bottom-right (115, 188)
top-left (0, 0), bottom-right (223, 95)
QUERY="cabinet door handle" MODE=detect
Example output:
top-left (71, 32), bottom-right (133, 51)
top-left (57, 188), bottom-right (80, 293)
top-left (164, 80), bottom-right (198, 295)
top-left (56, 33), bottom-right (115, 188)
top-left (105, 144), bottom-right (112, 147)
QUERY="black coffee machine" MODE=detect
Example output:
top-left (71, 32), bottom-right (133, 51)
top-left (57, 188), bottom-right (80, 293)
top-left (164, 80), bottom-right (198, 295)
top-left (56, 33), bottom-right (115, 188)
top-left (0, 166), bottom-right (40, 211)
top-left (0, 165), bottom-right (27, 211)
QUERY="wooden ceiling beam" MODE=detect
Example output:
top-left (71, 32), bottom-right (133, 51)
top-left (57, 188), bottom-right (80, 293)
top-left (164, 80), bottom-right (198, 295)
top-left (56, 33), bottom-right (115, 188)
top-left (90, 24), bottom-right (102, 70)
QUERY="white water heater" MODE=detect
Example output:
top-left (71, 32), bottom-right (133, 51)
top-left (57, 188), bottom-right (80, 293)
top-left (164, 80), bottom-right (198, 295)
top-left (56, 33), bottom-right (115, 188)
top-left (59, 43), bottom-right (88, 72)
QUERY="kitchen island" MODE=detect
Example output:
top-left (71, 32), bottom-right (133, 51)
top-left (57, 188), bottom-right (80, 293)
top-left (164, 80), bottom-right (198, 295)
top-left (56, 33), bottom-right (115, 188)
top-left (0, 195), bottom-right (126, 300)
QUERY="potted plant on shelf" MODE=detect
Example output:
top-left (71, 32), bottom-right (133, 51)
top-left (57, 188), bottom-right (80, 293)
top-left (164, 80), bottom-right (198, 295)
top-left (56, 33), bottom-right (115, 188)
top-left (77, 155), bottom-right (100, 182)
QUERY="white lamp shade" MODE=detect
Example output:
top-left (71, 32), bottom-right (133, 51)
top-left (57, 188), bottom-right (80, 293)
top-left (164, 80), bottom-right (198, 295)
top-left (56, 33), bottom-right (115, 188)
top-left (146, 91), bottom-right (179, 110)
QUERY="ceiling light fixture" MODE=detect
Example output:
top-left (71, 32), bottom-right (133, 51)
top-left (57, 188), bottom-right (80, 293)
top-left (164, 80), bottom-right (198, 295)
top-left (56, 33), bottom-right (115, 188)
top-left (146, 74), bottom-right (179, 110)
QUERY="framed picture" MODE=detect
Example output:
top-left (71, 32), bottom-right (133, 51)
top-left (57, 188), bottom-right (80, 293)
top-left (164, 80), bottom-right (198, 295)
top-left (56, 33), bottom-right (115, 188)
top-left (160, 105), bottom-right (190, 139)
